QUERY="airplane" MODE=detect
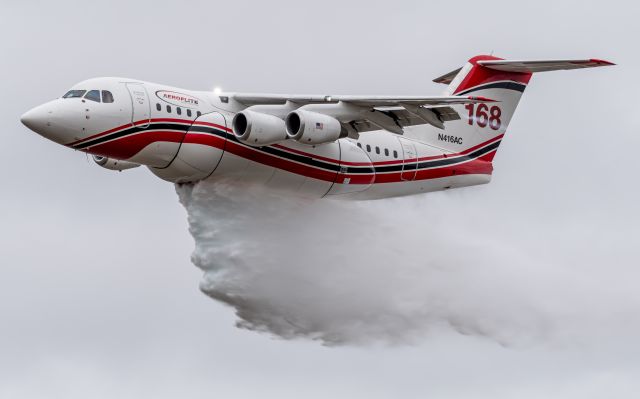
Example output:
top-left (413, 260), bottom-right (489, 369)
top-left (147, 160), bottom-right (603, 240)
top-left (21, 55), bottom-right (613, 200)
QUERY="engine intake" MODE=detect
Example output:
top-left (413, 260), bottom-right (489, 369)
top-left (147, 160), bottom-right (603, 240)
top-left (232, 110), bottom-right (288, 147)
top-left (285, 110), bottom-right (344, 145)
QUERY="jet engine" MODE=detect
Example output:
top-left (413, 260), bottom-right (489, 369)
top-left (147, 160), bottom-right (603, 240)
top-left (285, 110), bottom-right (345, 145)
top-left (232, 110), bottom-right (288, 147)
top-left (93, 155), bottom-right (140, 171)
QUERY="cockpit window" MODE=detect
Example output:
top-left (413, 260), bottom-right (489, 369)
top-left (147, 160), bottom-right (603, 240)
top-left (84, 90), bottom-right (101, 102)
top-left (62, 90), bottom-right (86, 98)
top-left (102, 90), bottom-right (114, 103)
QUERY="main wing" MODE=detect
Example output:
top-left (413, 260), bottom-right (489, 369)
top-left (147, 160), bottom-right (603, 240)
top-left (230, 94), bottom-right (495, 133)
top-left (233, 93), bottom-right (493, 106)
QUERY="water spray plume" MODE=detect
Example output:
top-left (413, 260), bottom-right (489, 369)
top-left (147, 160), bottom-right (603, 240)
top-left (176, 180), bottom-right (559, 346)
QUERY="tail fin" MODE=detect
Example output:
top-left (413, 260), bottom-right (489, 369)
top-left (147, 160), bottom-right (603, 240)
top-left (431, 55), bottom-right (613, 161)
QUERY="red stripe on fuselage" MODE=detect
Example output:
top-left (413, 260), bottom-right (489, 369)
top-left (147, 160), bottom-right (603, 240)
top-left (86, 129), bottom-right (494, 184)
top-left (68, 118), bottom-right (195, 147)
top-left (78, 117), bottom-right (498, 184)
top-left (73, 116), bottom-right (502, 166)
top-left (182, 132), bottom-right (226, 147)
top-left (224, 140), bottom-right (340, 183)
top-left (84, 130), bottom-right (184, 159)
top-left (337, 158), bottom-right (492, 184)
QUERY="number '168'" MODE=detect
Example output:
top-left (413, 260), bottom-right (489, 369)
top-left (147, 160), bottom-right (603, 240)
top-left (464, 104), bottom-right (502, 130)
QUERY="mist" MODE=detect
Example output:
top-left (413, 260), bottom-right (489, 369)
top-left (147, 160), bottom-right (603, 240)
top-left (177, 179), bottom-right (640, 347)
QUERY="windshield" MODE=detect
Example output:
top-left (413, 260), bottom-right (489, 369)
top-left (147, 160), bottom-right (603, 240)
top-left (62, 90), bottom-right (87, 98)
top-left (84, 90), bottom-right (101, 102)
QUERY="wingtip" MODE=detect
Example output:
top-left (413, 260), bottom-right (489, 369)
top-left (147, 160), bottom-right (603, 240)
top-left (590, 58), bottom-right (616, 66)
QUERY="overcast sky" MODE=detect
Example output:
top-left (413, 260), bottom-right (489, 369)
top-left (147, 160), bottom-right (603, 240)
top-left (1, 0), bottom-right (639, 398)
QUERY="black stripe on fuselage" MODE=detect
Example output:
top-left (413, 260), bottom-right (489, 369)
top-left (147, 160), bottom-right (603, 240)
top-left (74, 122), bottom-right (192, 149)
top-left (364, 140), bottom-right (501, 174)
top-left (456, 81), bottom-right (527, 96)
top-left (191, 125), bottom-right (347, 172)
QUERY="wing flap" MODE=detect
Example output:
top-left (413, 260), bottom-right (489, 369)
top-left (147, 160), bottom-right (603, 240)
top-left (372, 105), bottom-right (459, 121)
top-left (342, 105), bottom-right (461, 135)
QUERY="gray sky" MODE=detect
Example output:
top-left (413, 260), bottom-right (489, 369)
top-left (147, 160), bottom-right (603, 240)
top-left (1, 0), bottom-right (639, 398)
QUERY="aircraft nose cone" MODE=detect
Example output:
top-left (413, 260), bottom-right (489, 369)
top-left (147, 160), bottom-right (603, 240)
top-left (20, 105), bottom-right (51, 135)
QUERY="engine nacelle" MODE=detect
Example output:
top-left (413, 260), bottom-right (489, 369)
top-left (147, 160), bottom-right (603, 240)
top-left (285, 110), bottom-right (345, 145)
top-left (232, 110), bottom-right (288, 147)
top-left (93, 155), bottom-right (140, 171)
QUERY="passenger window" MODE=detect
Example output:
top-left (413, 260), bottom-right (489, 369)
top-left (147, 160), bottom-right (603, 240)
top-left (375, 146), bottom-right (380, 154)
top-left (393, 150), bottom-right (398, 158)
top-left (357, 142), bottom-right (362, 148)
top-left (101, 90), bottom-right (114, 103)
top-left (197, 111), bottom-right (202, 117)
top-left (156, 103), bottom-right (161, 111)
top-left (62, 90), bottom-right (86, 98)
top-left (366, 144), bottom-right (371, 152)
top-left (177, 107), bottom-right (182, 115)
top-left (187, 109), bottom-right (192, 117)
top-left (166, 105), bottom-right (172, 113)
top-left (384, 148), bottom-right (389, 156)
top-left (84, 90), bottom-right (101, 102)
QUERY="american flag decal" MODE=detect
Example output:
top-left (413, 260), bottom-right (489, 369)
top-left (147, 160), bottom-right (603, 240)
top-left (315, 122), bottom-right (324, 130)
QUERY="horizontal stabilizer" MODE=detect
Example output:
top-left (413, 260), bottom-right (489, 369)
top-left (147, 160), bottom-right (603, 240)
top-left (477, 59), bottom-right (615, 73)
top-left (433, 67), bottom-right (462, 85)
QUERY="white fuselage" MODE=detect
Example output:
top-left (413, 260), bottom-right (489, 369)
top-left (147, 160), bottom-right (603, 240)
top-left (21, 77), bottom-right (496, 200)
